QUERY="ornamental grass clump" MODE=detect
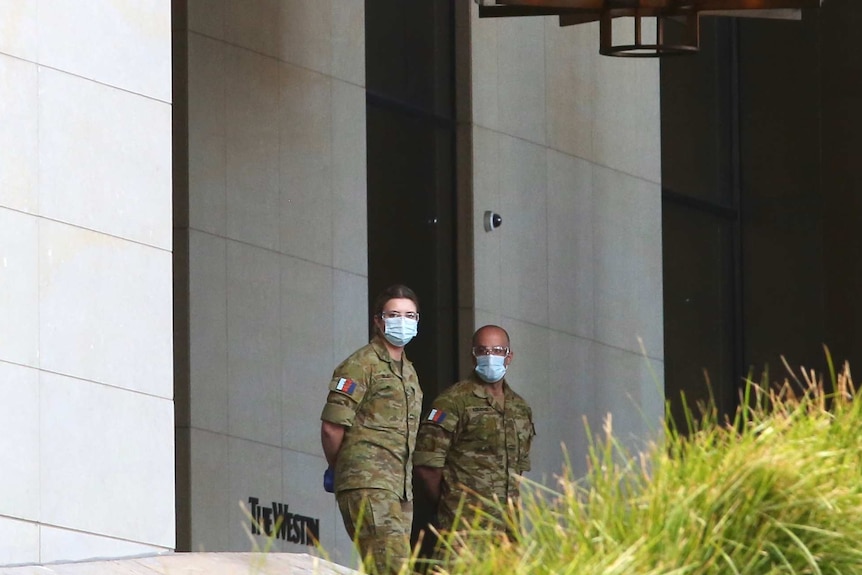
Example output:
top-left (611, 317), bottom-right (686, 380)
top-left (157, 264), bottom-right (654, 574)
top-left (426, 360), bottom-right (862, 575)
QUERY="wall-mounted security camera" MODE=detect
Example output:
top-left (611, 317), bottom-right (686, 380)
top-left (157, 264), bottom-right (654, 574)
top-left (483, 210), bottom-right (503, 232)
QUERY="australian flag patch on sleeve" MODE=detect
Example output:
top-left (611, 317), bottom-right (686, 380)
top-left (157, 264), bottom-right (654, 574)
top-left (427, 408), bottom-right (447, 424)
top-left (335, 378), bottom-right (357, 395)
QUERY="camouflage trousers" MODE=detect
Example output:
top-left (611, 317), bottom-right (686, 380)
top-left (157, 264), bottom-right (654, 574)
top-left (336, 488), bottom-right (413, 575)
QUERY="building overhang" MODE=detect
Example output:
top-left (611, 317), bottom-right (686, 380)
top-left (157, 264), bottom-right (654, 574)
top-left (476, 0), bottom-right (823, 56)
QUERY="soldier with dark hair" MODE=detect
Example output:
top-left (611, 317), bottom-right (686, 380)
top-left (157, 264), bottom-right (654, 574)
top-left (320, 284), bottom-right (423, 575)
top-left (414, 325), bottom-right (535, 535)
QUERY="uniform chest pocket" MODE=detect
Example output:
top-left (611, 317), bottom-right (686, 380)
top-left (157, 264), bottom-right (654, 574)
top-left (460, 408), bottom-right (501, 453)
top-left (359, 375), bottom-right (406, 431)
top-left (367, 374), bottom-right (402, 399)
top-left (458, 436), bottom-right (497, 455)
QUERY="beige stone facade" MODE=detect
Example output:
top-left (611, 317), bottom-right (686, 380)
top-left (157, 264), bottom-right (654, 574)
top-left (0, 2), bottom-right (664, 569)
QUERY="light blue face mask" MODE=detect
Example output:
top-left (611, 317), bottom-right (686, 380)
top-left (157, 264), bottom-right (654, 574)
top-left (383, 316), bottom-right (418, 347)
top-left (475, 354), bottom-right (507, 383)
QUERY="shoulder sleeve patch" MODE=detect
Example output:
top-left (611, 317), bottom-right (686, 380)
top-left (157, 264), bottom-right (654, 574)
top-left (427, 408), bottom-right (447, 423)
top-left (328, 376), bottom-right (363, 402)
top-left (334, 377), bottom-right (357, 394)
top-left (422, 406), bottom-right (458, 433)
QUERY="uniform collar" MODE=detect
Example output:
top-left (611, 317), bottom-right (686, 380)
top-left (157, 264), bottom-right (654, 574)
top-left (469, 374), bottom-right (510, 398)
top-left (371, 335), bottom-right (410, 367)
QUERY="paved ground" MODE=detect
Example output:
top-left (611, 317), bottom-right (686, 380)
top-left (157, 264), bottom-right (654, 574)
top-left (0, 553), bottom-right (359, 575)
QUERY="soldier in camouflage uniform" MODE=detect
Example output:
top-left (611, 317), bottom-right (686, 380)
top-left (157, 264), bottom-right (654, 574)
top-left (414, 325), bottom-right (535, 535)
top-left (320, 284), bottom-right (423, 575)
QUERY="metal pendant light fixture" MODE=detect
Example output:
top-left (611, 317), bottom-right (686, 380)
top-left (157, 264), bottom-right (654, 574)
top-left (476, 0), bottom-right (822, 57)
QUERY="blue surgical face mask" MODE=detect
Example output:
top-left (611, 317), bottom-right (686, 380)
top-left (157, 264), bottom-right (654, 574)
top-left (475, 354), bottom-right (507, 383)
top-left (383, 316), bottom-right (418, 347)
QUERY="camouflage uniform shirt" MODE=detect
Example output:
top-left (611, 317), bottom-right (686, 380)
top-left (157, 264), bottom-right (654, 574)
top-left (414, 375), bottom-right (535, 530)
top-left (321, 335), bottom-right (423, 500)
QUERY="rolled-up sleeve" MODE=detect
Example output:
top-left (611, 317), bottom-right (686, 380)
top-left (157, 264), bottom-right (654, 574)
top-left (320, 365), bottom-right (368, 427)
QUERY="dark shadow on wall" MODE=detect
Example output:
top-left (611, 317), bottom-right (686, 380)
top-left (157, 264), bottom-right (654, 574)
top-left (171, 0), bottom-right (192, 553)
top-left (662, 1), bottom-right (862, 431)
top-left (365, 0), bottom-right (459, 561)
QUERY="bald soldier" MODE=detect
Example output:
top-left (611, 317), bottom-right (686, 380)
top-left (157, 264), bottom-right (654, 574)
top-left (414, 325), bottom-right (536, 534)
top-left (320, 284), bottom-right (423, 575)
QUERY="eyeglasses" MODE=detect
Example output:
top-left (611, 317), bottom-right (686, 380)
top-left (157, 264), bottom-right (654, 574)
top-left (472, 346), bottom-right (510, 357)
top-left (380, 311), bottom-right (420, 321)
